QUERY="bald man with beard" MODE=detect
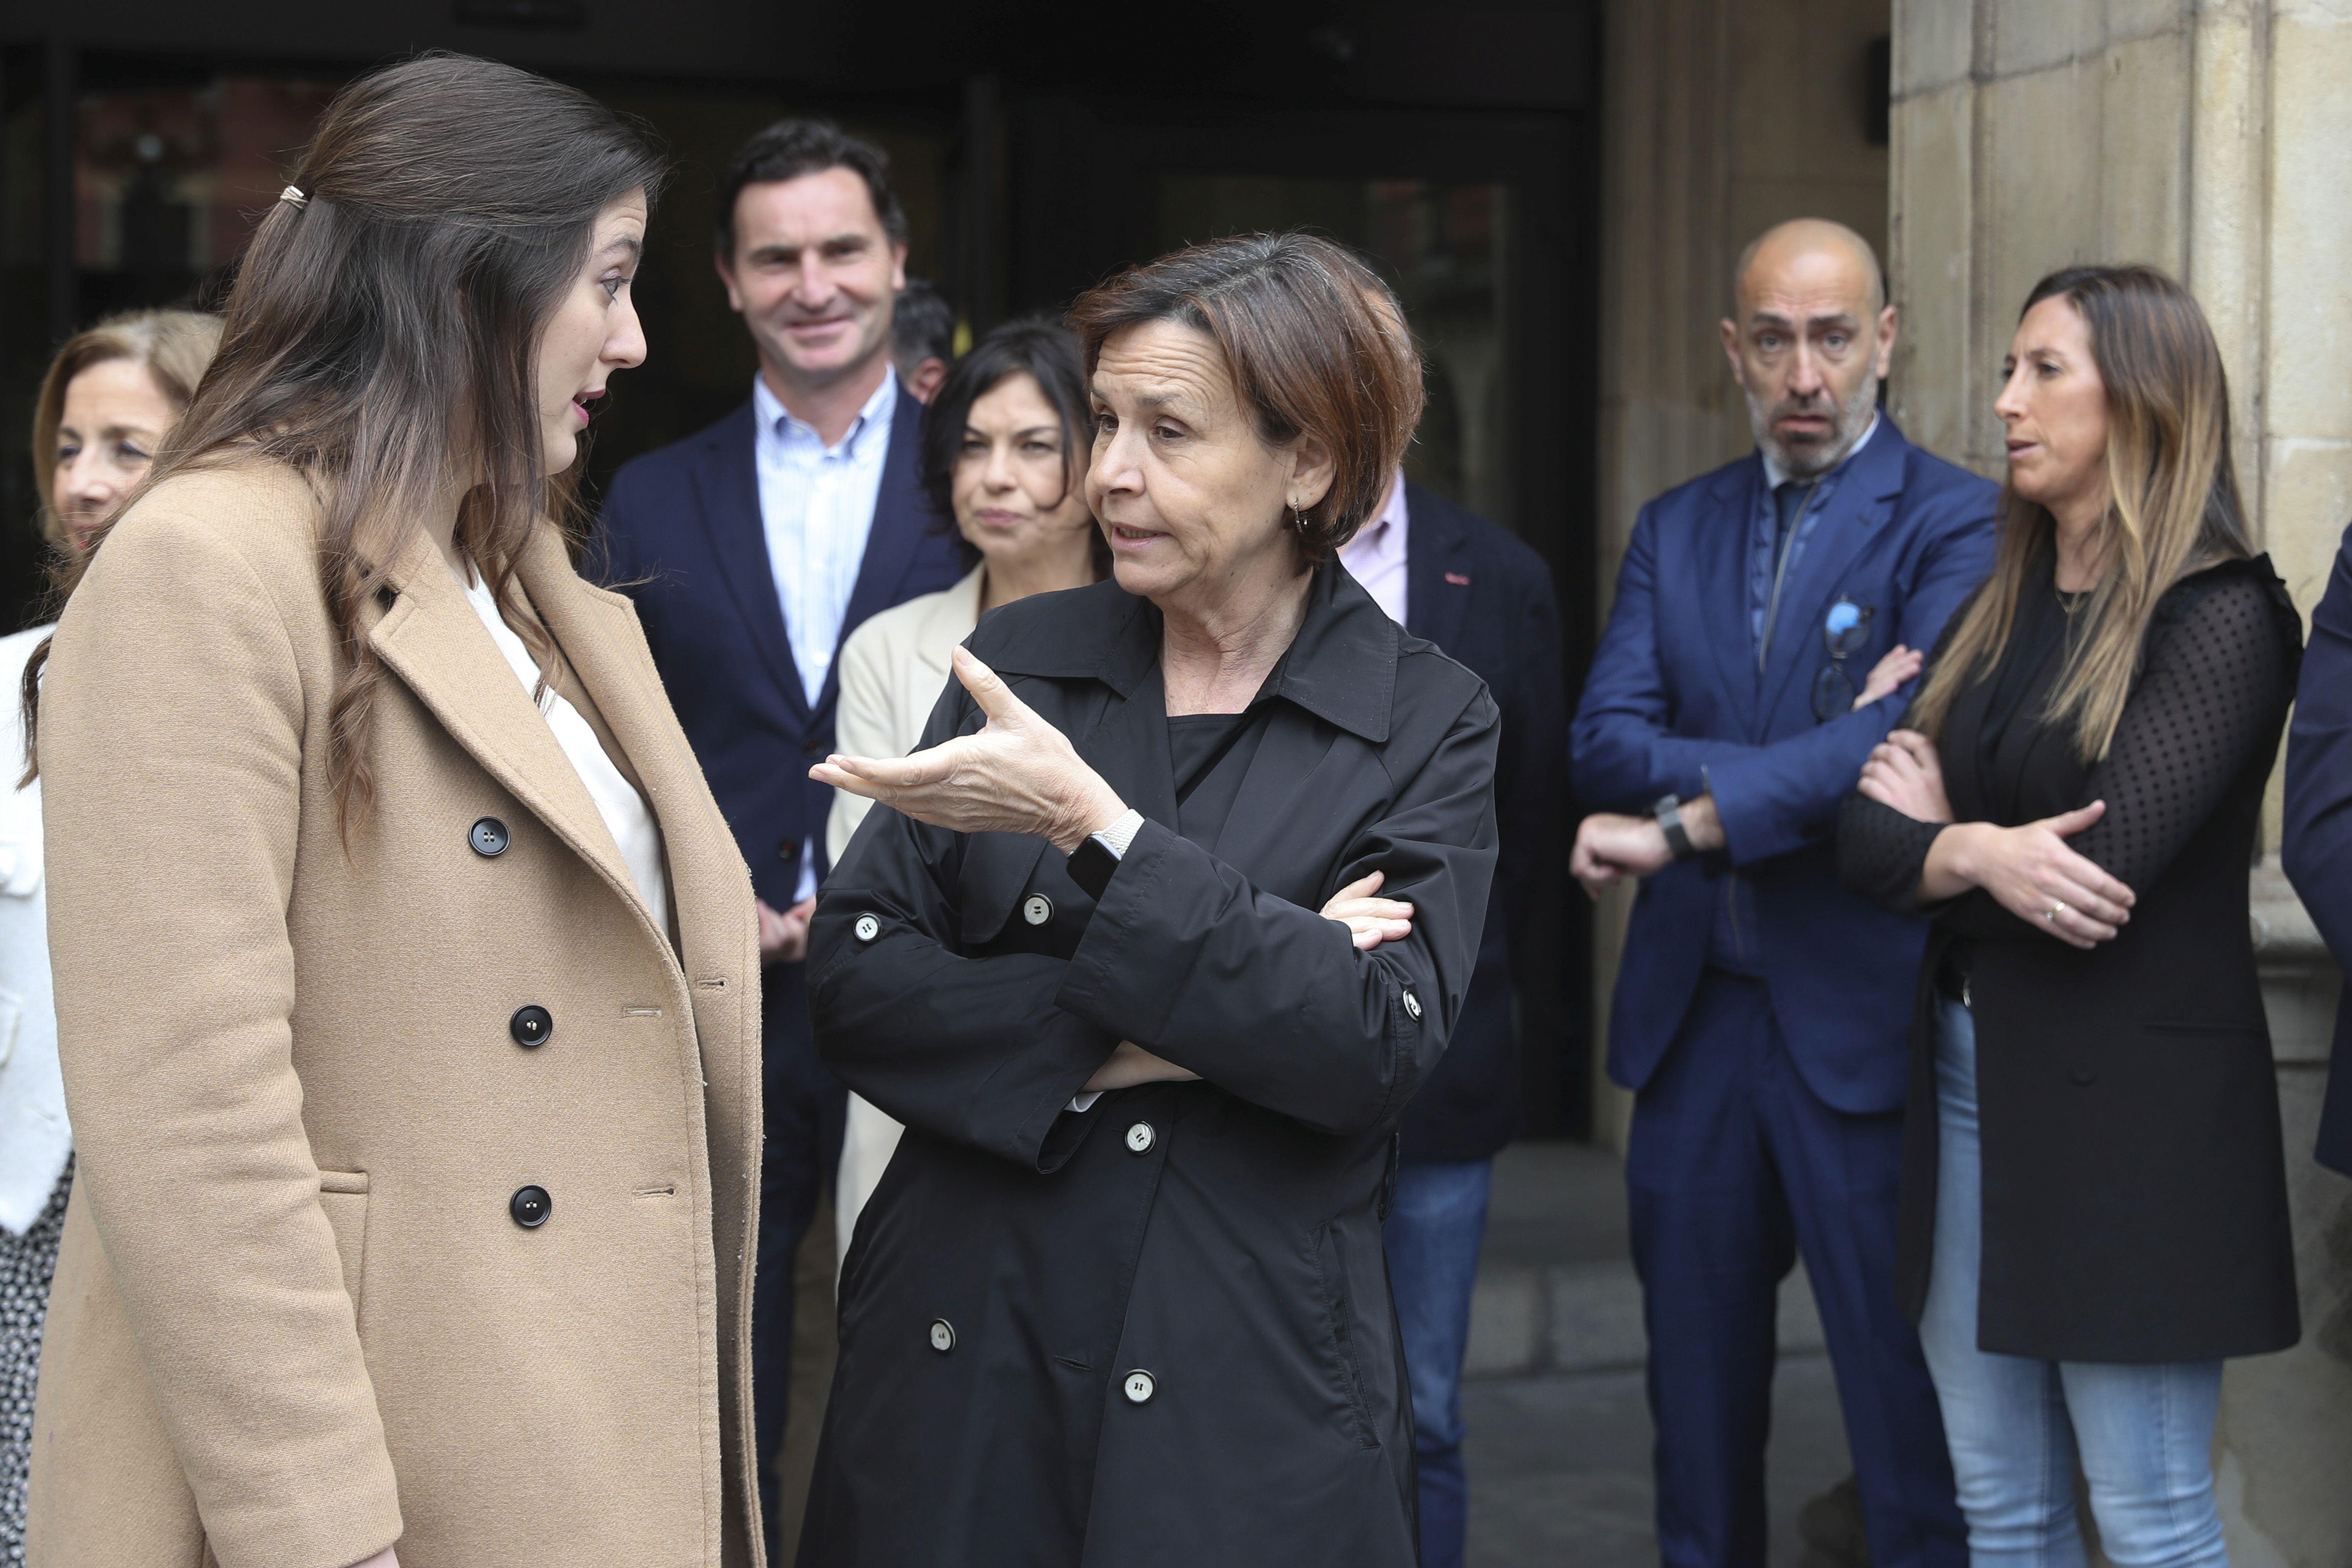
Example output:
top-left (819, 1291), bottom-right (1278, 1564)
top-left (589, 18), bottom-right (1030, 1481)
top-left (1569, 220), bottom-right (1994, 1568)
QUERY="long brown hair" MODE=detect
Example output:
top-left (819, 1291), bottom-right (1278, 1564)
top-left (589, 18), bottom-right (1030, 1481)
top-left (20, 53), bottom-right (663, 821)
top-left (1910, 265), bottom-right (2252, 761)
top-left (29, 308), bottom-right (223, 546)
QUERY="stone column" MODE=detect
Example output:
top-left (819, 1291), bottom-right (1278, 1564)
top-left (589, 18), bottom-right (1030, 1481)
top-left (1890, 3), bottom-right (2352, 1559)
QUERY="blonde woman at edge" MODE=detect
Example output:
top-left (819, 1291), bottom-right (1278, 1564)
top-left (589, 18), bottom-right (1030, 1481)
top-left (0, 306), bottom-right (219, 1568)
top-left (25, 56), bottom-right (760, 1568)
top-left (826, 316), bottom-right (1104, 1264)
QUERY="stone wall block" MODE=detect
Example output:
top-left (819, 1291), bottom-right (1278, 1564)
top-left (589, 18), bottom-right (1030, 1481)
top-left (2108, 0), bottom-right (2195, 42)
top-left (2189, 2), bottom-right (2268, 517)
top-left (2263, 13), bottom-right (2352, 449)
top-left (1889, 80), bottom-right (1977, 466)
top-left (1730, 0), bottom-right (1811, 178)
top-left (2098, 33), bottom-right (2191, 270)
top-left (1893, 0), bottom-right (1976, 94)
top-left (2259, 442), bottom-right (2352, 610)
top-left (1979, 63), bottom-right (2103, 464)
top-left (1989, 0), bottom-right (2107, 75)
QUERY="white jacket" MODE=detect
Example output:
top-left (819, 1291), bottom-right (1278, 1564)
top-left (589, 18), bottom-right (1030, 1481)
top-left (0, 623), bottom-right (66, 1235)
top-left (823, 565), bottom-right (985, 1266)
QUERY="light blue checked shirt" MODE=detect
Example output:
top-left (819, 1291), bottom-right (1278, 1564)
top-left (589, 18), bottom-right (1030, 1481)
top-left (753, 366), bottom-right (898, 903)
top-left (753, 367), bottom-right (898, 712)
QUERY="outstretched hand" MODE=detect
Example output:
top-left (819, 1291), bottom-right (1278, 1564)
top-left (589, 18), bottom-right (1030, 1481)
top-left (812, 645), bottom-right (1129, 854)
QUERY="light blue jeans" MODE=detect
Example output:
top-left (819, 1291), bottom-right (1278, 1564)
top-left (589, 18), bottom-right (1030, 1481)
top-left (1920, 997), bottom-right (2228, 1568)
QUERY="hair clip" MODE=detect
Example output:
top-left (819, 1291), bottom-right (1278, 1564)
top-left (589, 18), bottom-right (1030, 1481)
top-left (279, 185), bottom-right (309, 210)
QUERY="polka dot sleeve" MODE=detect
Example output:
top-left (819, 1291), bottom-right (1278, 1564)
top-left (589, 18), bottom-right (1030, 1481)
top-left (1837, 788), bottom-right (1947, 914)
top-left (2065, 573), bottom-right (2295, 893)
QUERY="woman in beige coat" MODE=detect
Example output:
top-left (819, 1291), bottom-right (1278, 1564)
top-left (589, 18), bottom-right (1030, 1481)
top-left (823, 318), bottom-right (1102, 1263)
top-left (23, 56), bottom-right (760, 1568)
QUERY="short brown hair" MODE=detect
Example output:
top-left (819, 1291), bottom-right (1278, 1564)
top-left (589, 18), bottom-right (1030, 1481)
top-left (30, 308), bottom-right (222, 547)
top-left (1066, 232), bottom-right (1424, 560)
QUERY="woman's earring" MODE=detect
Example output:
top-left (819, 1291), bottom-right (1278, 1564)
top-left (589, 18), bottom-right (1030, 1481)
top-left (1290, 501), bottom-right (1307, 533)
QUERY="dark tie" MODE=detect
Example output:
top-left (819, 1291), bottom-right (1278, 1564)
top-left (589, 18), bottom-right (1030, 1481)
top-left (1773, 479), bottom-right (1810, 566)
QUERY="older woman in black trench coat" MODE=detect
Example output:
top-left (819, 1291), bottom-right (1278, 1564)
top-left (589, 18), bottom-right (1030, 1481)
top-left (1838, 266), bottom-right (2297, 1568)
top-left (797, 233), bottom-right (1499, 1568)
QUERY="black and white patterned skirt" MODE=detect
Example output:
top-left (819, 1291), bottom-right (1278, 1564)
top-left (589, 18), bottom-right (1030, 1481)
top-left (0, 1159), bottom-right (71, 1568)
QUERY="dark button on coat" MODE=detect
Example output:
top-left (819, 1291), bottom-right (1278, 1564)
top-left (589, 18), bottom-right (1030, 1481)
top-left (800, 567), bottom-right (1499, 1568)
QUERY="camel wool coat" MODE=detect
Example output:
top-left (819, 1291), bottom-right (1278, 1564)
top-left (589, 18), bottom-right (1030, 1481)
top-left (25, 461), bottom-right (763, 1568)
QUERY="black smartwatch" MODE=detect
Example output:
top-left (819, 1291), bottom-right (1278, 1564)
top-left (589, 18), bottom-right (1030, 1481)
top-left (1652, 794), bottom-right (1695, 860)
top-left (1066, 809), bottom-right (1145, 899)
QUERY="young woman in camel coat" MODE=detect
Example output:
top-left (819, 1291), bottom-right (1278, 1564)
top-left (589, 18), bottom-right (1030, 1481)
top-left (23, 57), bottom-right (761, 1568)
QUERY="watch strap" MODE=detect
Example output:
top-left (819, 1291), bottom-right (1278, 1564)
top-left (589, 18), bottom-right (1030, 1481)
top-left (1094, 808), bottom-right (1145, 858)
top-left (1653, 795), bottom-right (1695, 860)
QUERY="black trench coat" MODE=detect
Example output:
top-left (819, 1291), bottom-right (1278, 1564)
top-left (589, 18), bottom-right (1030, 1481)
top-left (798, 565), bottom-right (1499, 1568)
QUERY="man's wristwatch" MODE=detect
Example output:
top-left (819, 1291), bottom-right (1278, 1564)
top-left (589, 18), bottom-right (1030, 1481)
top-left (1066, 809), bottom-right (1145, 899)
top-left (1652, 794), bottom-right (1695, 860)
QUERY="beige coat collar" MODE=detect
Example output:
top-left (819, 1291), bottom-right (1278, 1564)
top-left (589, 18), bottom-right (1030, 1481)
top-left (369, 523), bottom-right (709, 974)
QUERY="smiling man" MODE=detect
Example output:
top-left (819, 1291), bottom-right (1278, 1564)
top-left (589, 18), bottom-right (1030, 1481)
top-left (595, 119), bottom-right (966, 1558)
top-left (1567, 219), bottom-right (1997, 1568)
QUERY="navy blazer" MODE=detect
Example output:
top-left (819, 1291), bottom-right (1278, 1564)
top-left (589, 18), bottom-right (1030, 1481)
top-left (1570, 421), bottom-right (1998, 1114)
top-left (595, 385), bottom-right (967, 911)
top-left (1392, 483), bottom-right (1569, 1160)
top-left (2283, 521), bottom-right (2352, 1173)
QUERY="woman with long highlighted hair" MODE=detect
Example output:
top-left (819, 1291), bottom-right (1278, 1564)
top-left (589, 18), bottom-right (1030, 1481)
top-left (1839, 265), bottom-right (2299, 1568)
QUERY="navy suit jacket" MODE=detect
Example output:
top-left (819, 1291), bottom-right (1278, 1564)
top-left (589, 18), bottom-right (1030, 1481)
top-left (1392, 484), bottom-right (1569, 1160)
top-left (595, 385), bottom-right (967, 913)
top-left (1570, 421), bottom-right (1998, 1114)
top-left (2282, 522), bottom-right (2352, 1174)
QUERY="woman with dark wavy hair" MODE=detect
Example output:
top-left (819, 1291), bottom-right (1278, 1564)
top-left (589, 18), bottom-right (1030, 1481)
top-left (823, 314), bottom-right (1106, 1262)
top-left (24, 54), bottom-right (763, 1568)
top-left (1839, 265), bottom-right (2299, 1568)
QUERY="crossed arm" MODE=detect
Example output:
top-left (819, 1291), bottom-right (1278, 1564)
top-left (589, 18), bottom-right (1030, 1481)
top-left (1840, 572), bottom-right (2289, 949)
top-left (809, 645), bottom-right (1495, 1144)
top-left (1565, 500), bottom-right (1993, 896)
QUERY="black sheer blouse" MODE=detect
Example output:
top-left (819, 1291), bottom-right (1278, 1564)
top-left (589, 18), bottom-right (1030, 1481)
top-left (1840, 551), bottom-right (2293, 924)
top-left (1833, 551), bottom-right (2303, 1364)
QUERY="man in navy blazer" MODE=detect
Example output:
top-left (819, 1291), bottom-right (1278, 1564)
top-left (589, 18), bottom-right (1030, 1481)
top-left (1341, 472), bottom-right (1566, 1568)
top-left (2283, 524), bottom-right (2352, 1176)
top-left (1569, 221), bottom-right (1995, 1568)
top-left (596, 121), bottom-right (964, 1551)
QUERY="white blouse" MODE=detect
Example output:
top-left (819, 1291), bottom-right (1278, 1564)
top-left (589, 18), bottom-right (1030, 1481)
top-left (463, 573), bottom-right (670, 933)
top-left (0, 625), bottom-right (67, 1235)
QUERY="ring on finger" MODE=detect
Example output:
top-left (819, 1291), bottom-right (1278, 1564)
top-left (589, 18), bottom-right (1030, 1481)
top-left (2044, 900), bottom-right (2068, 922)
